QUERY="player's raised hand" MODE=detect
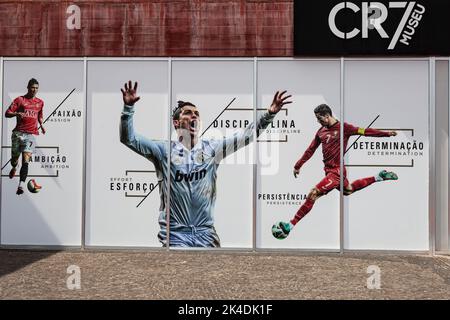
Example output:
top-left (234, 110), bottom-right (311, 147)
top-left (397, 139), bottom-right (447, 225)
top-left (268, 91), bottom-right (292, 114)
top-left (293, 168), bottom-right (300, 178)
top-left (121, 81), bottom-right (140, 106)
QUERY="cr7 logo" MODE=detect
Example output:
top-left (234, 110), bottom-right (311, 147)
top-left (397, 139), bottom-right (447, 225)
top-left (328, 2), bottom-right (425, 50)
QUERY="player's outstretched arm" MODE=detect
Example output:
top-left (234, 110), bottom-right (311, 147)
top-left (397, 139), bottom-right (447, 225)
top-left (5, 98), bottom-right (24, 118)
top-left (38, 107), bottom-right (45, 134)
top-left (214, 91), bottom-right (293, 161)
top-left (257, 90), bottom-right (293, 137)
top-left (364, 128), bottom-right (397, 137)
top-left (346, 123), bottom-right (397, 138)
top-left (5, 111), bottom-right (24, 119)
top-left (121, 80), bottom-right (141, 106)
top-left (293, 135), bottom-right (320, 177)
top-left (120, 81), bottom-right (165, 163)
top-left (4, 109), bottom-right (16, 118)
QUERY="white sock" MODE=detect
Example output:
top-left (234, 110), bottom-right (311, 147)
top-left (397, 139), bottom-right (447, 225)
top-left (18, 181), bottom-right (23, 188)
top-left (375, 174), bottom-right (383, 182)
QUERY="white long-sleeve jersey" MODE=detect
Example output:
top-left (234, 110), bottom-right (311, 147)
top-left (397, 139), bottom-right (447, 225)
top-left (120, 104), bottom-right (275, 241)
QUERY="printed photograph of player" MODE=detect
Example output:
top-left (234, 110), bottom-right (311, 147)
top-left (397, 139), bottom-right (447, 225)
top-left (272, 104), bottom-right (397, 239)
top-left (120, 81), bottom-right (292, 247)
top-left (4, 78), bottom-right (45, 195)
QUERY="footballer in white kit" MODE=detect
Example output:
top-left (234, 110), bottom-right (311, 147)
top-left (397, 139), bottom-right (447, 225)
top-left (120, 81), bottom-right (292, 247)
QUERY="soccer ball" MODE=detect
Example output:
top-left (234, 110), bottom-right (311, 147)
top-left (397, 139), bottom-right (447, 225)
top-left (27, 179), bottom-right (42, 193)
top-left (272, 222), bottom-right (289, 240)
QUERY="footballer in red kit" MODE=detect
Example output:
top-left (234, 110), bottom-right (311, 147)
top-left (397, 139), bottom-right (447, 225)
top-left (4, 78), bottom-right (45, 195)
top-left (272, 104), bottom-right (398, 239)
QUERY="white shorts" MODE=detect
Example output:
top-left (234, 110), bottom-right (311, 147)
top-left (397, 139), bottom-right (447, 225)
top-left (11, 131), bottom-right (36, 161)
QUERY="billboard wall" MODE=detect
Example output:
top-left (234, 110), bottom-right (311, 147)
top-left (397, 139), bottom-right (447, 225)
top-left (0, 58), bottom-right (435, 251)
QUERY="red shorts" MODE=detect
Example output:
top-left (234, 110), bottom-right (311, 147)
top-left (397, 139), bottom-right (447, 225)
top-left (315, 167), bottom-right (350, 195)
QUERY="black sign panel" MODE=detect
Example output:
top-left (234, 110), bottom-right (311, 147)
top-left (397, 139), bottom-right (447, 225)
top-left (294, 0), bottom-right (450, 56)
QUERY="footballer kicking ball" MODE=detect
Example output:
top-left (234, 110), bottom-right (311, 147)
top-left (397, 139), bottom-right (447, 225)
top-left (27, 179), bottom-right (42, 193)
top-left (272, 222), bottom-right (289, 240)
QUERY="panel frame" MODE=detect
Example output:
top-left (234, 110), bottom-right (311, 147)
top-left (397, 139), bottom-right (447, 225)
top-left (435, 57), bottom-right (450, 255)
top-left (341, 57), bottom-right (431, 254)
top-left (0, 58), bottom-right (86, 248)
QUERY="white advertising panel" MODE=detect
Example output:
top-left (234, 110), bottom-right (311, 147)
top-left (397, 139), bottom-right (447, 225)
top-left (171, 60), bottom-right (254, 248)
top-left (344, 60), bottom-right (429, 250)
top-left (257, 60), bottom-right (341, 249)
top-left (1, 60), bottom-right (84, 246)
top-left (86, 61), bottom-right (168, 247)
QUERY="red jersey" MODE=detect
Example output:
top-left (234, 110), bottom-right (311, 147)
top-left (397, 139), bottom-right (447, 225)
top-left (294, 122), bottom-right (390, 170)
top-left (5, 96), bottom-right (44, 135)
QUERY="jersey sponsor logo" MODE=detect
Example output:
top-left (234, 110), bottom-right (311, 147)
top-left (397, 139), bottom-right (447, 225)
top-left (24, 109), bottom-right (38, 118)
top-left (175, 169), bottom-right (207, 183)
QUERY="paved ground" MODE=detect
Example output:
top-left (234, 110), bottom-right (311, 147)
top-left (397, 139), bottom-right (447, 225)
top-left (0, 250), bottom-right (449, 299)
